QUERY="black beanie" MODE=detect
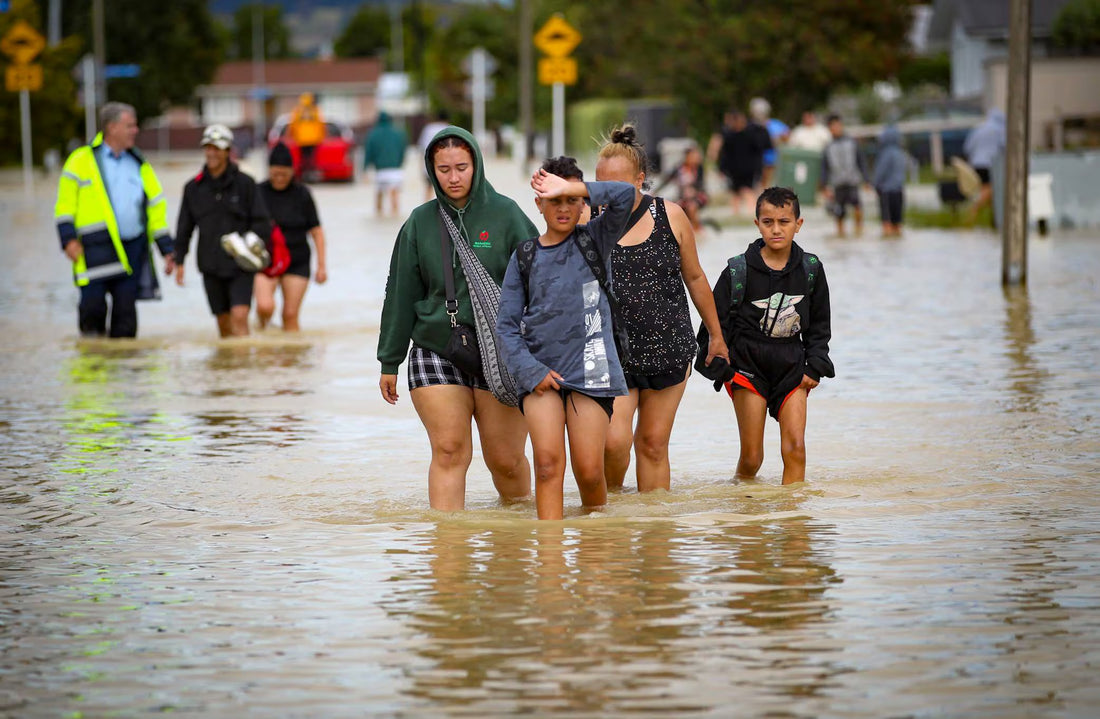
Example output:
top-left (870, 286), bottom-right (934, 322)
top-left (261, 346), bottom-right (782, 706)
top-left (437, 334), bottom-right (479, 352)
top-left (268, 142), bottom-right (294, 168)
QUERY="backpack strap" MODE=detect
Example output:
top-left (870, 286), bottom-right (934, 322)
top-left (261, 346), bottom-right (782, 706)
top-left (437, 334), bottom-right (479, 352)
top-left (515, 238), bottom-right (538, 305)
top-left (802, 252), bottom-right (819, 297)
top-left (726, 254), bottom-right (747, 311)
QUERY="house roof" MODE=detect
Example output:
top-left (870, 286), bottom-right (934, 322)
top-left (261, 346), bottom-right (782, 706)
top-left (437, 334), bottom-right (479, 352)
top-left (928, 0), bottom-right (1072, 44)
top-left (205, 58), bottom-right (383, 89)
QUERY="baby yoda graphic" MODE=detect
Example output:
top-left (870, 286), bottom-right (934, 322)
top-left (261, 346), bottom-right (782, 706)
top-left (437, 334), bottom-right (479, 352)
top-left (752, 292), bottom-right (804, 338)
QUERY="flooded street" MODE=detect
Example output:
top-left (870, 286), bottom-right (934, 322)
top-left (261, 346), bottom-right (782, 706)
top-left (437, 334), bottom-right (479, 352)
top-left (2, 154), bottom-right (1099, 717)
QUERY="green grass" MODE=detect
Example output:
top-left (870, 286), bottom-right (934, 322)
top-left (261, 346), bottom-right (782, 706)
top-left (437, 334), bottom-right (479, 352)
top-left (906, 204), bottom-right (994, 229)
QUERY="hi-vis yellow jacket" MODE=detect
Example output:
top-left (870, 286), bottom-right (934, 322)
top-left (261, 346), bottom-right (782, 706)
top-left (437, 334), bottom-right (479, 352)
top-left (54, 134), bottom-right (172, 296)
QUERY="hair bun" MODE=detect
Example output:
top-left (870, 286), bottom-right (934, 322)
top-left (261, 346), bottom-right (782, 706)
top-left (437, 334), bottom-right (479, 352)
top-left (611, 124), bottom-right (638, 147)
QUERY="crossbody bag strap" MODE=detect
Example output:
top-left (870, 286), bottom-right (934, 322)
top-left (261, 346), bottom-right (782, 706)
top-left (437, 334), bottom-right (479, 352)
top-left (438, 207), bottom-right (459, 324)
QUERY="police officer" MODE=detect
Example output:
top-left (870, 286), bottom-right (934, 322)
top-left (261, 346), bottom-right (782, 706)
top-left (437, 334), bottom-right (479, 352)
top-left (54, 102), bottom-right (174, 337)
top-left (174, 124), bottom-right (271, 337)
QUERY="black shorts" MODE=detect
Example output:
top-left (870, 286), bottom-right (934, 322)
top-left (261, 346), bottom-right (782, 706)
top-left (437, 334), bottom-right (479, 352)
top-left (625, 362), bottom-right (690, 391)
top-left (830, 184), bottom-right (861, 218)
top-left (407, 345), bottom-right (488, 391)
top-left (203, 272), bottom-right (254, 315)
top-left (519, 389), bottom-right (614, 421)
top-left (284, 257), bottom-right (311, 279)
top-left (725, 336), bottom-right (805, 420)
top-left (727, 172), bottom-right (756, 192)
top-left (976, 167), bottom-right (991, 184)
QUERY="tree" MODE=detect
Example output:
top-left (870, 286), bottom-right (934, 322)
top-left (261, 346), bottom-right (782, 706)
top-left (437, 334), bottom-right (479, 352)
top-left (37, 0), bottom-right (223, 125)
top-left (229, 3), bottom-right (294, 61)
top-left (0, 1), bottom-right (83, 165)
top-left (1052, 0), bottom-right (1100, 55)
top-left (334, 5), bottom-right (390, 59)
top-left (535, 0), bottom-right (914, 140)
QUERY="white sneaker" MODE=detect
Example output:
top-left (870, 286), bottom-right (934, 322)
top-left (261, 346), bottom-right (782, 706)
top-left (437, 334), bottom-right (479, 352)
top-left (220, 231), bottom-right (267, 272)
top-left (243, 231), bottom-right (271, 268)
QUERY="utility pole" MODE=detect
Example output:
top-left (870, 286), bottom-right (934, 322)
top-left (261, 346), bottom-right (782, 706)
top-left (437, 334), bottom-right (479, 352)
top-left (518, 0), bottom-right (533, 170)
top-left (1003, 0), bottom-right (1031, 286)
top-left (252, 3), bottom-right (266, 153)
top-left (92, 0), bottom-right (106, 109)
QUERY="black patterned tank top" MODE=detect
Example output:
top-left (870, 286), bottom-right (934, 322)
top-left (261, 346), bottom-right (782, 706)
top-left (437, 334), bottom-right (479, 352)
top-left (609, 197), bottom-right (698, 375)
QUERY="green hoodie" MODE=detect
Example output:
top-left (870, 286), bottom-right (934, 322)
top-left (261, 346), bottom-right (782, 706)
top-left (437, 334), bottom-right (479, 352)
top-left (377, 126), bottom-right (538, 374)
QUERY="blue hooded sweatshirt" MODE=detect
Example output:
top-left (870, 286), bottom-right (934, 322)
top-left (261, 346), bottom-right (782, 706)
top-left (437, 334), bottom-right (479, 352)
top-left (872, 125), bottom-right (908, 193)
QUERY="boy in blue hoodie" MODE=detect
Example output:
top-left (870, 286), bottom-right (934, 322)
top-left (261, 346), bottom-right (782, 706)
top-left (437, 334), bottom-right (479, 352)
top-left (872, 125), bottom-right (908, 237)
top-left (496, 157), bottom-right (635, 519)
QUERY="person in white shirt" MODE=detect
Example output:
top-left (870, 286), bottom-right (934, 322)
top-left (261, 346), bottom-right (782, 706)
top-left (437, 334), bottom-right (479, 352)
top-left (787, 111), bottom-right (833, 153)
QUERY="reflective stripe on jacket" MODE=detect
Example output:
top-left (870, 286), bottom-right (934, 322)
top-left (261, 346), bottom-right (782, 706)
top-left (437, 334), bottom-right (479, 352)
top-left (55, 133), bottom-right (172, 287)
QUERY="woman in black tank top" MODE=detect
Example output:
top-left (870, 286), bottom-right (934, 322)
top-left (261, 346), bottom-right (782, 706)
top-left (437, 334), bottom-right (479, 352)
top-left (595, 125), bottom-right (729, 492)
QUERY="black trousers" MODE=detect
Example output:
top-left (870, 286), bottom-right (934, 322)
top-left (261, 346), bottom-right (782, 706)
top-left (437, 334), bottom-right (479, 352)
top-left (78, 236), bottom-right (147, 338)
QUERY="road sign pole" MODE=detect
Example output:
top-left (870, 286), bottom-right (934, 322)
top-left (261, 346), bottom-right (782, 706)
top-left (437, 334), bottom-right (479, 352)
top-left (471, 47), bottom-right (486, 149)
top-left (552, 82), bottom-right (564, 157)
top-left (20, 88), bottom-right (33, 200)
top-left (83, 54), bottom-right (96, 141)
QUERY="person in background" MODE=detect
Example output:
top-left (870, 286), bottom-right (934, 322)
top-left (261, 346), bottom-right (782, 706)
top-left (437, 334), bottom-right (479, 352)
top-left (174, 124), bottom-right (271, 338)
top-left (653, 145), bottom-right (709, 232)
top-left (377, 127), bottom-right (534, 512)
top-left (872, 125), bottom-right (908, 237)
top-left (288, 92), bottom-right (325, 180)
top-left (963, 109), bottom-right (1006, 226)
top-left (708, 110), bottom-right (770, 217)
top-left (596, 125), bottom-right (728, 494)
top-left (54, 102), bottom-right (175, 338)
top-left (255, 142), bottom-right (327, 331)
top-left (787, 111), bottom-right (833, 153)
top-left (821, 114), bottom-right (869, 238)
top-left (750, 97), bottom-right (789, 188)
top-left (363, 111), bottom-right (409, 218)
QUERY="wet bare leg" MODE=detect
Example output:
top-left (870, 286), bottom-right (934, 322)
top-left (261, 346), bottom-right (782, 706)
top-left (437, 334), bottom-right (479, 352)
top-left (411, 384), bottom-right (476, 511)
top-left (732, 388), bottom-right (768, 479)
top-left (604, 391), bottom-right (639, 490)
top-left (777, 388), bottom-right (808, 485)
top-left (473, 389), bottom-right (531, 502)
top-left (633, 378), bottom-right (689, 492)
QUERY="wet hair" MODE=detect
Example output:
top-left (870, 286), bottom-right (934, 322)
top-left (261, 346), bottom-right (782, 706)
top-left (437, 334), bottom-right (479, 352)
top-left (756, 186), bottom-right (801, 219)
top-left (540, 155), bottom-right (583, 181)
top-left (429, 135), bottom-right (474, 168)
top-left (596, 124), bottom-right (651, 190)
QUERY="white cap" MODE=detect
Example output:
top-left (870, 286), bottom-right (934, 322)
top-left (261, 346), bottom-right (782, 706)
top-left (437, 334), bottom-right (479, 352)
top-left (201, 124), bottom-right (234, 150)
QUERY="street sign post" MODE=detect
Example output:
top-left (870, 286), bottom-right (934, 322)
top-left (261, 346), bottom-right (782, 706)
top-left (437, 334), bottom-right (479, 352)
top-left (534, 15), bottom-right (581, 157)
top-left (2, 20), bottom-right (46, 201)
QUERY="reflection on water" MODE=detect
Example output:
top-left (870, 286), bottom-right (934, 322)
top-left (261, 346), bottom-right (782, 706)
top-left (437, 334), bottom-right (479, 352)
top-left (1002, 285), bottom-right (1044, 414)
top-left (378, 517), bottom-right (841, 715)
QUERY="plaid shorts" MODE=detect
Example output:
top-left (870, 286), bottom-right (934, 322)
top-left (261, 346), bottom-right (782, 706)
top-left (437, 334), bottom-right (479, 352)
top-left (407, 345), bottom-right (489, 391)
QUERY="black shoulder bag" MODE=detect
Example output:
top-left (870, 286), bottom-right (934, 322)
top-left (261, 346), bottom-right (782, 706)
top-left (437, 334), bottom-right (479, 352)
top-left (439, 215), bottom-right (482, 376)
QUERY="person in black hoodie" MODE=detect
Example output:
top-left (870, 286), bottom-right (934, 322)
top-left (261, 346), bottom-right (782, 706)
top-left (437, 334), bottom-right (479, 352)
top-left (174, 124), bottom-right (271, 337)
top-left (702, 186), bottom-right (834, 485)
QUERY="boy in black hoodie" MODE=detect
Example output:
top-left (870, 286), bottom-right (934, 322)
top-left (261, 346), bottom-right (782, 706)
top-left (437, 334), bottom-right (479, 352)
top-left (703, 187), bottom-right (834, 484)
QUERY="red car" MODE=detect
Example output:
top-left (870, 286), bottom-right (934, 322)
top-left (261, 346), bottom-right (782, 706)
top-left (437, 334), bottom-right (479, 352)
top-left (267, 114), bottom-right (356, 182)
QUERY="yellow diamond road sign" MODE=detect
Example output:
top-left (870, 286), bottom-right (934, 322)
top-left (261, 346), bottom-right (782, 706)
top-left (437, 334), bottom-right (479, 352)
top-left (538, 57), bottom-right (577, 86)
top-left (534, 16), bottom-right (581, 58)
top-left (1, 20), bottom-right (46, 65)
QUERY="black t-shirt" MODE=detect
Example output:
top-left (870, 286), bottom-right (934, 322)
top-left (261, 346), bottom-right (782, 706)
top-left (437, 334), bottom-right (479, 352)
top-left (258, 180), bottom-right (320, 265)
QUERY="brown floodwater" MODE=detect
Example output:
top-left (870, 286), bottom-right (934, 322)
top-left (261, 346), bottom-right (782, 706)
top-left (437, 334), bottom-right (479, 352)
top-left (1, 156), bottom-right (1098, 717)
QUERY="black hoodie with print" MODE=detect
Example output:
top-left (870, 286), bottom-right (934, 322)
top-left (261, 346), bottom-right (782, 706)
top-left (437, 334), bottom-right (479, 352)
top-left (713, 238), bottom-right (834, 382)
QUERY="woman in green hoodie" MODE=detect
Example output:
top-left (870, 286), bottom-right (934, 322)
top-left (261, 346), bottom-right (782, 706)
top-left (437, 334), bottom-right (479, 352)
top-left (378, 127), bottom-right (536, 511)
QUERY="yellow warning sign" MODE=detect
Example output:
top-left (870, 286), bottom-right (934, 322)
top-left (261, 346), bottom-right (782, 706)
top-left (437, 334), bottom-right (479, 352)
top-left (5, 63), bottom-right (43, 92)
top-left (538, 56), bottom-right (577, 86)
top-left (533, 16), bottom-right (581, 58)
top-left (0, 20), bottom-right (46, 65)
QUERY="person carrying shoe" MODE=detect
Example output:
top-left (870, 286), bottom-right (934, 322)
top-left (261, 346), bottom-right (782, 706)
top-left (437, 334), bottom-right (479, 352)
top-left (174, 124), bottom-right (272, 337)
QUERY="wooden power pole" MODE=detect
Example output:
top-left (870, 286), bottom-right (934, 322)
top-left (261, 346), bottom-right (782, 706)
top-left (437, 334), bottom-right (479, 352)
top-left (1002, 0), bottom-right (1031, 286)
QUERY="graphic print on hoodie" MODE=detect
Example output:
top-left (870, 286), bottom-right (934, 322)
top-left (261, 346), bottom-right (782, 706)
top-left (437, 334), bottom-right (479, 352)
top-left (752, 292), bottom-right (805, 337)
